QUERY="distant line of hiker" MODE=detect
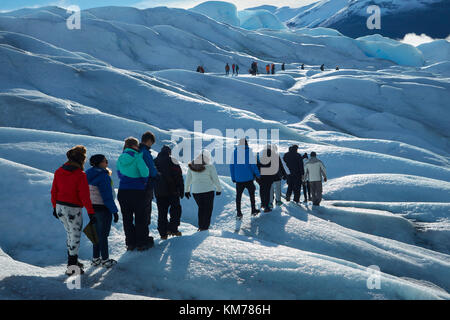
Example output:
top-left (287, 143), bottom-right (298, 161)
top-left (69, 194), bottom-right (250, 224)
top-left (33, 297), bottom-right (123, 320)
top-left (196, 62), bottom-right (338, 76)
top-left (51, 133), bottom-right (326, 275)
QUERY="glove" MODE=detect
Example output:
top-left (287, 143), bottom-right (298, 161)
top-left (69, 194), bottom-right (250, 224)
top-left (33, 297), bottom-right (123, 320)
top-left (216, 192), bottom-right (221, 196)
top-left (282, 175), bottom-right (287, 181)
top-left (255, 176), bottom-right (261, 184)
top-left (113, 212), bottom-right (119, 223)
top-left (180, 191), bottom-right (184, 199)
top-left (53, 208), bottom-right (58, 220)
top-left (324, 177), bottom-right (327, 182)
top-left (185, 192), bottom-right (191, 199)
top-left (89, 214), bottom-right (97, 224)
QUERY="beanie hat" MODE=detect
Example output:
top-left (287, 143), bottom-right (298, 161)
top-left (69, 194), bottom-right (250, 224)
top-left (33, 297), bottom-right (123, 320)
top-left (90, 154), bottom-right (106, 167)
top-left (67, 145), bottom-right (87, 167)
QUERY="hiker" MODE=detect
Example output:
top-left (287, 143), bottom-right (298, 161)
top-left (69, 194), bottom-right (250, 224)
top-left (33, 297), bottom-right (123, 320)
top-left (283, 145), bottom-right (307, 204)
top-left (302, 153), bottom-right (312, 203)
top-left (304, 152), bottom-right (327, 206)
top-left (230, 138), bottom-right (261, 219)
top-left (320, 64), bottom-right (325, 71)
top-left (86, 154), bottom-right (119, 268)
top-left (154, 145), bottom-right (184, 240)
top-left (235, 64), bottom-right (239, 76)
top-left (301, 63), bottom-right (304, 70)
top-left (266, 64), bottom-right (270, 74)
top-left (51, 145), bottom-right (95, 275)
top-left (225, 63), bottom-right (230, 75)
top-left (281, 63), bottom-right (285, 71)
top-left (257, 145), bottom-right (282, 212)
top-left (196, 66), bottom-right (205, 73)
top-left (139, 131), bottom-right (159, 228)
top-left (185, 150), bottom-right (222, 231)
top-left (269, 144), bottom-right (288, 208)
top-left (250, 62), bottom-right (258, 76)
top-left (271, 63), bottom-right (275, 75)
top-left (232, 64), bottom-right (236, 75)
top-left (336, 66), bottom-right (339, 70)
top-left (117, 137), bottom-right (152, 251)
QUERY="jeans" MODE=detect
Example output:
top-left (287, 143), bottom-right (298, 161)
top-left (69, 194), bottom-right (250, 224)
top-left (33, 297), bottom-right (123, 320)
top-left (310, 181), bottom-right (323, 205)
top-left (269, 180), bottom-right (282, 205)
top-left (118, 189), bottom-right (149, 247)
top-left (193, 191), bottom-right (215, 230)
top-left (156, 195), bottom-right (182, 237)
top-left (286, 175), bottom-right (301, 202)
top-left (144, 185), bottom-right (154, 226)
top-left (92, 206), bottom-right (112, 260)
top-left (259, 180), bottom-right (273, 209)
top-left (302, 181), bottom-right (312, 201)
top-left (235, 181), bottom-right (257, 215)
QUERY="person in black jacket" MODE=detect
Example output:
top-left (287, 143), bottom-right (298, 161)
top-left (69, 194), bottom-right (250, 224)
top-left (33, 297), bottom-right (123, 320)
top-left (283, 145), bottom-right (307, 203)
top-left (154, 145), bottom-right (184, 240)
top-left (257, 145), bottom-right (280, 213)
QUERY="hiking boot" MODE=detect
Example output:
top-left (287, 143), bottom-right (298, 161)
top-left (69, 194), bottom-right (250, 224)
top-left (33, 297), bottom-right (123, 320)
top-left (236, 213), bottom-right (243, 220)
top-left (168, 231), bottom-right (182, 237)
top-left (263, 207), bottom-right (272, 213)
top-left (92, 258), bottom-right (101, 267)
top-left (161, 235), bottom-right (168, 240)
top-left (276, 201), bottom-right (283, 206)
top-left (251, 209), bottom-right (260, 216)
top-left (126, 245), bottom-right (136, 252)
top-left (102, 259), bottom-right (117, 268)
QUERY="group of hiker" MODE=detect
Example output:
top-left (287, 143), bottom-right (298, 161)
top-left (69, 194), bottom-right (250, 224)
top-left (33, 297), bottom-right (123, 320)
top-left (197, 62), bottom-right (339, 76)
top-left (51, 133), bottom-right (327, 276)
top-left (230, 139), bottom-right (327, 218)
top-left (225, 63), bottom-right (240, 76)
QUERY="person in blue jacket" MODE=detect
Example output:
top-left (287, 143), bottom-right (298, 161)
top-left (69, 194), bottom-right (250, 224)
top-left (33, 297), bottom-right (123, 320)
top-left (86, 154), bottom-right (119, 268)
top-left (139, 131), bottom-right (159, 227)
top-left (117, 137), bottom-right (152, 251)
top-left (229, 138), bottom-right (261, 219)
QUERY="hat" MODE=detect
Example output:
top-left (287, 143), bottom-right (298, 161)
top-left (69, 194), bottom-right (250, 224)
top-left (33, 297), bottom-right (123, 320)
top-left (90, 154), bottom-right (106, 167)
top-left (67, 145), bottom-right (87, 166)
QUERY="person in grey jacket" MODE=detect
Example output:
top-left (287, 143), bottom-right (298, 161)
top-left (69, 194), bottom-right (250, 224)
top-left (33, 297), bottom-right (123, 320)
top-left (303, 152), bottom-right (327, 206)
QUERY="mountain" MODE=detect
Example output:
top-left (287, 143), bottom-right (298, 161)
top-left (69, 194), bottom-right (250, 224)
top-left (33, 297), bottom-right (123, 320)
top-left (286, 0), bottom-right (450, 39)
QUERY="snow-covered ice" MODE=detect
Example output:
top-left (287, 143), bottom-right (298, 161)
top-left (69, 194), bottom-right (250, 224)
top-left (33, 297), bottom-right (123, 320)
top-left (0, 3), bottom-right (449, 300)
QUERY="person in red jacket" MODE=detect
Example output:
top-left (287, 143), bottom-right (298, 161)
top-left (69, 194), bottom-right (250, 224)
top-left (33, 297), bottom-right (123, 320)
top-left (51, 145), bottom-right (95, 275)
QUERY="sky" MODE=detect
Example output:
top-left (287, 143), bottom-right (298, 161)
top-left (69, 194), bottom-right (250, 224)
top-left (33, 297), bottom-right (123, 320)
top-left (0, 0), bottom-right (319, 11)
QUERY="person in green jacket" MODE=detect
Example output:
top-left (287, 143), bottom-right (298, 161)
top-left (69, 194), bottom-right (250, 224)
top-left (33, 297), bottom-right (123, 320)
top-left (117, 137), bottom-right (152, 251)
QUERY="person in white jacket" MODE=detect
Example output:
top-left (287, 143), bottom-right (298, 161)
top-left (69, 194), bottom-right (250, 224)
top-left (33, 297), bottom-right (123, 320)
top-left (303, 152), bottom-right (327, 206)
top-left (185, 150), bottom-right (222, 231)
